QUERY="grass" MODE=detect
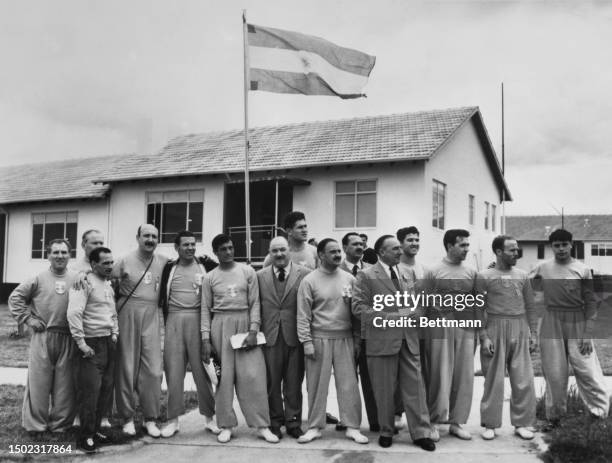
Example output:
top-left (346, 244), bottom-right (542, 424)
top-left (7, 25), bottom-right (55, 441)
top-left (0, 304), bottom-right (30, 368)
top-left (0, 384), bottom-right (199, 460)
top-left (537, 387), bottom-right (612, 463)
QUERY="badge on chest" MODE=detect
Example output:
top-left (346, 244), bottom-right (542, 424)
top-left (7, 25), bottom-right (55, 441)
top-left (55, 281), bottom-right (66, 295)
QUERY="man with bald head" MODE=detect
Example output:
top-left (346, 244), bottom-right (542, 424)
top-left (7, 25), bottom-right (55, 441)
top-left (257, 237), bottom-right (311, 439)
top-left (112, 224), bottom-right (166, 437)
top-left (72, 229), bottom-right (105, 274)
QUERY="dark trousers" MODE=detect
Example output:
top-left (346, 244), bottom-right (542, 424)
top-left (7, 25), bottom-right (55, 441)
top-left (78, 336), bottom-right (115, 438)
top-left (358, 340), bottom-right (403, 429)
top-left (263, 329), bottom-right (304, 430)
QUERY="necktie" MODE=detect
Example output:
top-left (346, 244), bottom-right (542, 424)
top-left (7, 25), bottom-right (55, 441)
top-left (390, 266), bottom-right (400, 291)
top-left (352, 265), bottom-right (359, 277)
top-left (278, 267), bottom-right (286, 282)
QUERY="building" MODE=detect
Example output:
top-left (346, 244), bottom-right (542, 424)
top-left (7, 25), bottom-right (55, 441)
top-left (0, 106), bottom-right (510, 296)
top-left (506, 214), bottom-right (612, 275)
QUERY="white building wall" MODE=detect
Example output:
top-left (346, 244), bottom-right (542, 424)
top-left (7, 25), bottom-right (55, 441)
top-left (292, 162), bottom-right (426, 250)
top-left (423, 119), bottom-right (502, 270)
top-left (5, 200), bottom-right (109, 282)
top-left (108, 177), bottom-right (225, 260)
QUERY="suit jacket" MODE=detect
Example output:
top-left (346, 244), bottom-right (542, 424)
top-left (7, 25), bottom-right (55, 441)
top-left (352, 261), bottom-right (421, 356)
top-left (257, 263), bottom-right (311, 347)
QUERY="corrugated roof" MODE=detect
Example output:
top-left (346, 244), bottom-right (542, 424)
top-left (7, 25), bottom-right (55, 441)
top-left (507, 215), bottom-right (612, 241)
top-left (0, 154), bottom-right (126, 205)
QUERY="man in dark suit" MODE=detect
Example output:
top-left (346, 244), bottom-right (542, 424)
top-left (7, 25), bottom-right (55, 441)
top-left (257, 236), bottom-right (311, 440)
top-left (353, 235), bottom-right (435, 451)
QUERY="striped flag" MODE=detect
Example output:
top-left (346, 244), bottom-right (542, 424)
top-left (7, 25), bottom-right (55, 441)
top-left (247, 24), bottom-right (376, 99)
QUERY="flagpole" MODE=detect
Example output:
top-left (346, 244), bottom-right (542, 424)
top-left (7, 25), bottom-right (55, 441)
top-left (501, 82), bottom-right (506, 234)
top-left (242, 10), bottom-right (252, 264)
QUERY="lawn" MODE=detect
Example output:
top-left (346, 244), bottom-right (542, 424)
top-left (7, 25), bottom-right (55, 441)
top-left (0, 384), bottom-right (199, 461)
top-left (0, 304), bottom-right (30, 368)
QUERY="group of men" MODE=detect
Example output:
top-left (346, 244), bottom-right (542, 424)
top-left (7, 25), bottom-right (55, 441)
top-left (9, 209), bottom-right (610, 452)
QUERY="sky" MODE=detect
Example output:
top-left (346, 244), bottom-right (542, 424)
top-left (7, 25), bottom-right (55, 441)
top-left (0, 0), bottom-right (610, 215)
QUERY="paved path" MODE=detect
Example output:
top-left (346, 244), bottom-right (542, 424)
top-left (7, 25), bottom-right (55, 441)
top-left (5, 361), bottom-right (612, 462)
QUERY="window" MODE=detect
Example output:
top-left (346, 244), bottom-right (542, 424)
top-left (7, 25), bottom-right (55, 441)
top-left (147, 190), bottom-right (204, 243)
top-left (334, 180), bottom-right (376, 228)
top-left (591, 243), bottom-right (612, 257)
top-left (31, 212), bottom-right (78, 259)
top-left (468, 195), bottom-right (475, 225)
top-left (432, 180), bottom-right (446, 229)
top-left (484, 201), bottom-right (490, 230)
top-left (537, 243), bottom-right (545, 259)
top-left (491, 204), bottom-right (497, 232)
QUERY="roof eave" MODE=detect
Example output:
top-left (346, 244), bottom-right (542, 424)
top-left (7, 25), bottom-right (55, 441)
top-left (91, 156), bottom-right (430, 185)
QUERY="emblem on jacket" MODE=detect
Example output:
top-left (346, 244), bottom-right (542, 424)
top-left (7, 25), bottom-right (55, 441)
top-left (55, 281), bottom-right (66, 295)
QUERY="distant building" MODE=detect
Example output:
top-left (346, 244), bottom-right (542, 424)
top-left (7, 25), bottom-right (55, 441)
top-left (507, 214), bottom-right (612, 275)
top-left (0, 107), bottom-right (510, 296)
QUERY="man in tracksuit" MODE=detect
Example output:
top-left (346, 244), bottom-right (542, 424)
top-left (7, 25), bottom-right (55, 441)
top-left (158, 230), bottom-right (219, 437)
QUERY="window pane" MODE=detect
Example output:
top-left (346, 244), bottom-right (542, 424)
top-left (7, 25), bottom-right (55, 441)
top-left (32, 213), bottom-right (45, 225)
top-left (66, 222), bottom-right (78, 257)
top-left (66, 212), bottom-right (78, 223)
top-left (357, 180), bottom-right (376, 192)
top-left (163, 191), bottom-right (189, 202)
top-left (335, 195), bottom-right (355, 228)
top-left (188, 202), bottom-right (203, 237)
top-left (45, 212), bottom-right (66, 223)
top-left (356, 193), bottom-right (376, 227)
top-left (147, 203), bottom-right (156, 225)
top-left (600, 248), bottom-right (606, 257)
top-left (161, 202), bottom-right (187, 243)
top-left (592, 245), bottom-right (599, 256)
top-left (32, 223), bottom-right (43, 257)
top-left (147, 192), bottom-right (163, 203)
top-left (606, 248), bottom-right (612, 257)
top-left (189, 190), bottom-right (204, 202)
top-left (336, 181), bottom-right (355, 194)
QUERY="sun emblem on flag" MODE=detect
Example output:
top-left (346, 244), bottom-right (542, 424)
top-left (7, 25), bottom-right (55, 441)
top-left (298, 51), bottom-right (312, 73)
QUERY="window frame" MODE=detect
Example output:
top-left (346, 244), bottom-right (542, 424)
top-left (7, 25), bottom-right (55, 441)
top-left (31, 211), bottom-right (78, 260)
top-left (333, 179), bottom-right (377, 230)
top-left (145, 189), bottom-right (204, 244)
top-left (468, 194), bottom-right (475, 226)
top-left (432, 179), bottom-right (446, 230)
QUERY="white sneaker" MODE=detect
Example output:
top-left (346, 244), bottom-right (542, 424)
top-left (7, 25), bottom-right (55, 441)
top-left (449, 423), bottom-right (472, 440)
top-left (161, 419), bottom-right (179, 438)
top-left (122, 420), bottom-right (136, 436)
top-left (345, 428), bottom-right (368, 444)
top-left (258, 427), bottom-right (280, 443)
top-left (144, 421), bottom-right (161, 438)
top-left (515, 427), bottom-right (534, 440)
top-left (394, 414), bottom-right (405, 430)
top-left (430, 425), bottom-right (440, 442)
top-left (204, 415), bottom-right (221, 435)
top-left (217, 428), bottom-right (232, 443)
top-left (100, 417), bottom-right (111, 429)
top-left (481, 428), bottom-right (495, 440)
top-left (297, 428), bottom-right (322, 444)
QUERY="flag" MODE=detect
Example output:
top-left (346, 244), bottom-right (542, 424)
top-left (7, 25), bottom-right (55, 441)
top-left (247, 24), bottom-right (376, 99)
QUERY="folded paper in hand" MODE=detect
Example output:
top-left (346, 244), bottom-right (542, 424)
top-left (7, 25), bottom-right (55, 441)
top-left (230, 332), bottom-right (266, 350)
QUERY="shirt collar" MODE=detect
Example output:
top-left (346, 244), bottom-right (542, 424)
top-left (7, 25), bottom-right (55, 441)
top-left (378, 260), bottom-right (397, 278)
top-left (273, 261), bottom-right (292, 277)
